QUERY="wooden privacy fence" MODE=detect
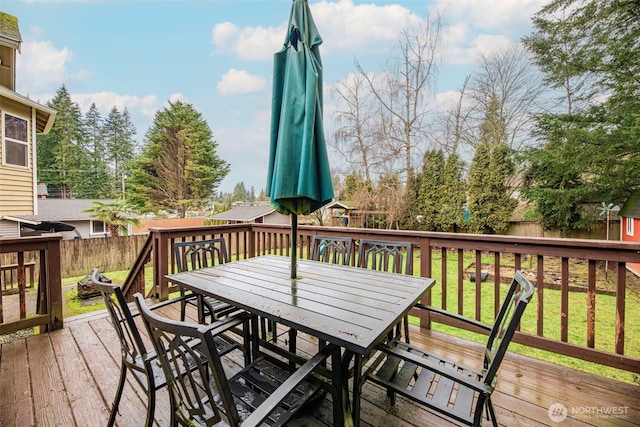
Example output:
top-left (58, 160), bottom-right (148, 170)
top-left (138, 224), bottom-right (640, 375)
top-left (1, 234), bottom-right (149, 279)
top-left (0, 235), bottom-right (63, 334)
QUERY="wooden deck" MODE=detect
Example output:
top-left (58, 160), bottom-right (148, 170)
top-left (1, 303), bottom-right (638, 427)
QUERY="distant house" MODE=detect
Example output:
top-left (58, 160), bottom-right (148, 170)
top-left (619, 190), bottom-right (640, 275)
top-left (0, 12), bottom-right (57, 238)
top-left (7, 198), bottom-right (118, 239)
top-left (211, 204), bottom-right (289, 225)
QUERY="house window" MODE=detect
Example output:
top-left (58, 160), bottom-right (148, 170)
top-left (91, 220), bottom-right (106, 235)
top-left (627, 217), bottom-right (634, 237)
top-left (3, 113), bottom-right (29, 168)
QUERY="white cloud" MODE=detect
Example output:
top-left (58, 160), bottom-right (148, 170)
top-left (217, 69), bottom-right (266, 96)
top-left (71, 91), bottom-right (157, 116)
top-left (16, 39), bottom-right (87, 93)
top-left (311, 0), bottom-right (423, 55)
top-left (211, 0), bottom-right (424, 61)
top-left (212, 21), bottom-right (283, 61)
top-left (433, 0), bottom-right (545, 32)
top-left (168, 93), bottom-right (190, 104)
top-left (434, 0), bottom-right (545, 66)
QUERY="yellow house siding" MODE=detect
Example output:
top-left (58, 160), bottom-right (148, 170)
top-left (0, 102), bottom-right (35, 216)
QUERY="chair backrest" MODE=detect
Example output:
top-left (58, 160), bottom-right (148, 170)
top-left (310, 236), bottom-right (353, 265)
top-left (483, 270), bottom-right (535, 386)
top-left (133, 293), bottom-right (236, 426)
top-left (91, 269), bottom-right (150, 367)
top-left (357, 239), bottom-right (412, 274)
top-left (174, 238), bottom-right (229, 273)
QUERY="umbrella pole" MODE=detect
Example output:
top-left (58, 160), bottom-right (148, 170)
top-left (291, 214), bottom-right (298, 279)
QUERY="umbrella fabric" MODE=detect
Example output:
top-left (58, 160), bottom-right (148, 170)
top-left (266, 0), bottom-right (334, 216)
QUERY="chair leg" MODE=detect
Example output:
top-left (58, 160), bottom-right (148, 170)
top-left (107, 362), bottom-right (127, 427)
top-left (288, 328), bottom-right (297, 368)
top-left (180, 298), bottom-right (187, 322)
top-left (485, 398), bottom-right (498, 427)
top-left (145, 370), bottom-right (157, 427)
top-left (403, 315), bottom-right (410, 344)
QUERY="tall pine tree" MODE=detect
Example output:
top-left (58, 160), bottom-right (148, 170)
top-left (127, 101), bottom-right (229, 217)
top-left (37, 85), bottom-right (90, 198)
top-left (83, 103), bottom-right (112, 198)
top-left (467, 97), bottom-right (516, 234)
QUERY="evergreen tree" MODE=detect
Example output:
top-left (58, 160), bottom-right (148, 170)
top-left (127, 101), bottom-right (229, 217)
top-left (416, 150), bottom-right (445, 231)
top-left (104, 107), bottom-right (136, 197)
top-left (83, 103), bottom-right (112, 198)
top-left (439, 152), bottom-right (467, 232)
top-left (37, 85), bottom-right (90, 198)
top-left (522, 0), bottom-right (640, 229)
top-left (467, 98), bottom-right (516, 234)
top-left (232, 182), bottom-right (248, 202)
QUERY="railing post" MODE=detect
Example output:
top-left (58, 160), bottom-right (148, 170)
top-left (418, 238), bottom-right (432, 330)
top-left (44, 235), bottom-right (63, 331)
top-left (151, 228), bottom-right (170, 300)
top-left (248, 224), bottom-right (256, 258)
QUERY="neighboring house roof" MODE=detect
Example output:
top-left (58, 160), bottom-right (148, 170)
top-left (212, 205), bottom-right (277, 222)
top-left (8, 199), bottom-right (115, 223)
top-left (619, 190), bottom-right (640, 219)
top-left (0, 12), bottom-right (21, 51)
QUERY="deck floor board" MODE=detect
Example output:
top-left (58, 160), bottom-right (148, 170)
top-left (1, 306), bottom-right (638, 427)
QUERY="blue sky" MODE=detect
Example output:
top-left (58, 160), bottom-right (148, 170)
top-left (4, 0), bottom-right (546, 194)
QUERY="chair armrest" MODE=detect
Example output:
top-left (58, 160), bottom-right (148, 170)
top-left (376, 341), bottom-right (492, 394)
top-left (241, 344), bottom-right (338, 426)
top-left (415, 303), bottom-right (492, 332)
top-left (202, 311), bottom-right (254, 336)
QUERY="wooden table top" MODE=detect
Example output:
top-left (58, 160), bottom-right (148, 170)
top-left (167, 255), bottom-right (435, 354)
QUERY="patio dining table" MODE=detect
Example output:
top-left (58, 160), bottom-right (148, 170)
top-left (166, 254), bottom-right (435, 426)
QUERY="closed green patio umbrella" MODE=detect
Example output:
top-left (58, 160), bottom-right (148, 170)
top-left (267, 0), bottom-right (334, 278)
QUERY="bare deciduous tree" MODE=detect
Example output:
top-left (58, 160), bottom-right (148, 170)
top-left (354, 15), bottom-right (444, 184)
top-left (464, 44), bottom-right (547, 152)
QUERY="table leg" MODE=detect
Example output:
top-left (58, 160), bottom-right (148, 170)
top-left (331, 346), bottom-right (351, 427)
top-left (340, 350), bottom-right (357, 427)
top-left (351, 353), bottom-right (364, 427)
top-left (250, 315), bottom-right (260, 362)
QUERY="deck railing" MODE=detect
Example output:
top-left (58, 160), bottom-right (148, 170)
top-left (0, 234), bottom-right (63, 334)
top-left (128, 224), bottom-right (640, 374)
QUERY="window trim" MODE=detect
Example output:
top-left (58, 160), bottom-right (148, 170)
top-left (626, 217), bottom-right (634, 237)
top-left (2, 112), bottom-right (30, 169)
top-left (91, 220), bottom-right (107, 236)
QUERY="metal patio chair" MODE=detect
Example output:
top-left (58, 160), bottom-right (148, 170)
top-left (362, 270), bottom-right (535, 427)
top-left (308, 235), bottom-right (354, 352)
top-left (310, 235), bottom-right (354, 265)
top-left (91, 270), bottom-right (248, 427)
top-left (174, 238), bottom-right (238, 323)
top-left (134, 293), bottom-right (338, 426)
top-left (357, 239), bottom-right (412, 343)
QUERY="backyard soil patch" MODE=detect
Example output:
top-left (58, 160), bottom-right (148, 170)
top-left (466, 255), bottom-right (640, 297)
